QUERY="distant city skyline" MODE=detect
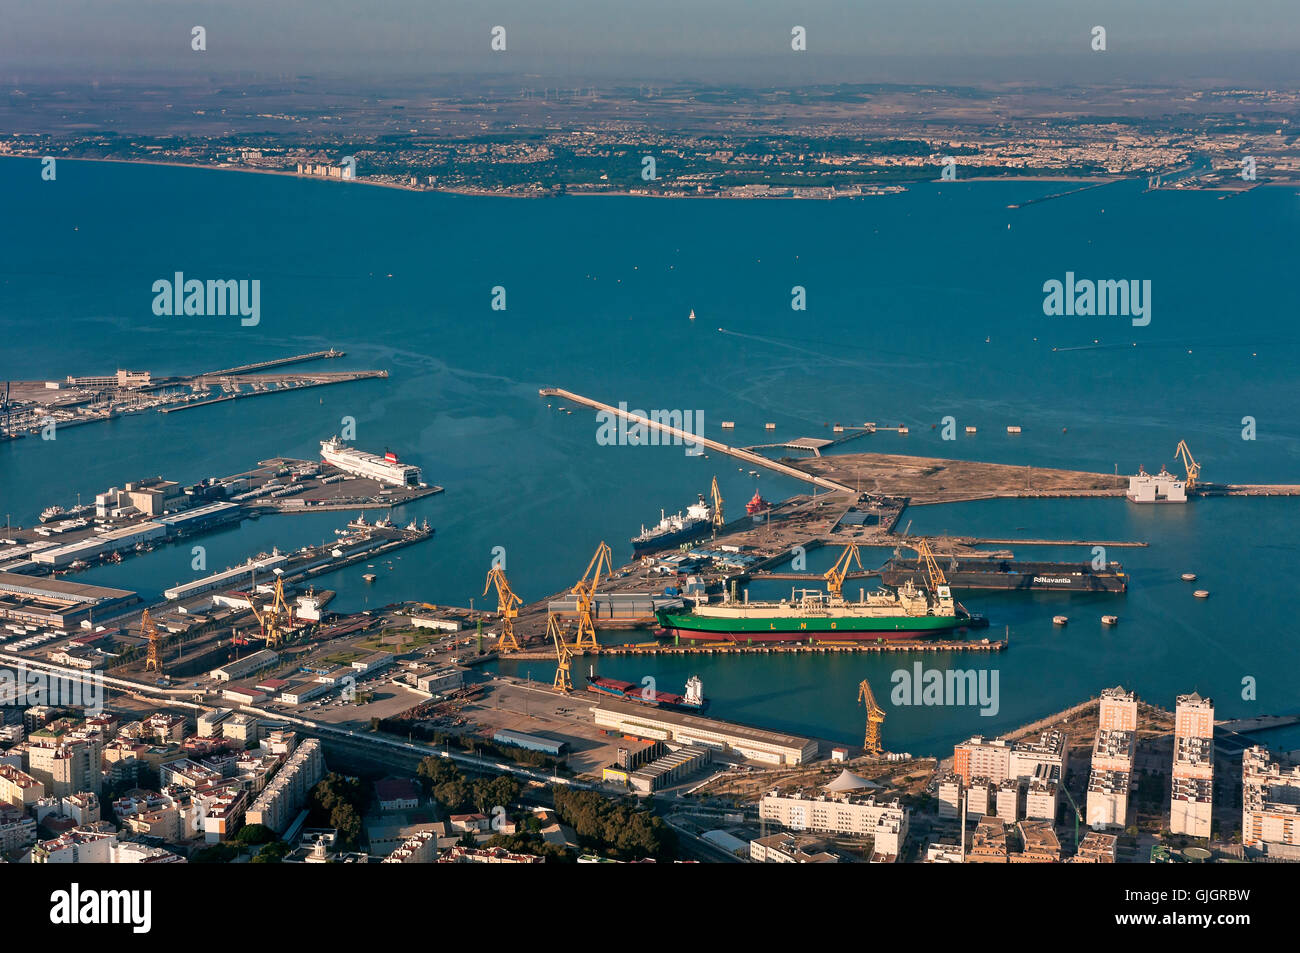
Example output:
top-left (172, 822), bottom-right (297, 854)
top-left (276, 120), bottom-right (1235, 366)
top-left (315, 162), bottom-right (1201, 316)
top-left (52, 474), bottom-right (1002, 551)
top-left (2, 0), bottom-right (1298, 85)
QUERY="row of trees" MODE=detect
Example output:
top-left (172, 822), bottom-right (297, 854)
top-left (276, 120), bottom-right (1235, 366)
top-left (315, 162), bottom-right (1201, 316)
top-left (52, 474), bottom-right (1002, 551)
top-left (416, 756), bottom-right (520, 816)
top-left (382, 719), bottom-right (561, 771)
top-left (553, 787), bottom-right (677, 861)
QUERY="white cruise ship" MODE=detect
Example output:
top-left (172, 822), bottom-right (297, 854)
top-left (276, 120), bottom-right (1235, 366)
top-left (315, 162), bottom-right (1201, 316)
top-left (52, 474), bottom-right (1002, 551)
top-left (320, 436), bottom-right (423, 487)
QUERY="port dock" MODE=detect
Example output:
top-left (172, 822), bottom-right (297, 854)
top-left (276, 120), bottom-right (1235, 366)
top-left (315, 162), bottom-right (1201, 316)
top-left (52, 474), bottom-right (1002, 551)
top-left (1, 350), bottom-right (387, 440)
top-left (540, 387), bottom-right (854, 493)
top-left (502, 636), bottom-right (1007, 659)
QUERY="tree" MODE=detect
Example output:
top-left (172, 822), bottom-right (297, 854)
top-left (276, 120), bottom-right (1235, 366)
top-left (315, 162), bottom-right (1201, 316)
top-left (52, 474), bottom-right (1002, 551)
top-left (236, 823), bottom-right (276, 846)
top-left (331, 802), bottom-right (363, 848)
top-left (252, 840), bottom-right (289, 863)
top-left (552, 787), bottom-right (677, 861)
top-left (189, 842), bottom-right (238, 864)
top-left (472, 775), bottom-right (520, 814)
top-left (417, 756), bottom-right (461, 792)
top-left (433, 777), bottom-right (469, 812)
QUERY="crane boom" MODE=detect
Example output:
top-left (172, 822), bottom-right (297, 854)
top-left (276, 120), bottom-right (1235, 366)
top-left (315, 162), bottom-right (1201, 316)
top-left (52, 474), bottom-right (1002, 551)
top-left (910, 537), bottom-right (948, 593)
top-left (710, 475), bottom-right (725, 530)
top-left (549, 615), bottom-right (573, 693)
top-left (857, 677), bottom-right (886, 757)
top-left (824, 543), bottom-right (863, 601)
top-left (1174, 439), bottom-right (1201, 491)
top-left (483, 567), bottom-right (523, 653)
top-left (247, 575), bottom-right (293, 648)
top-left (142, 609), bottom-right (162, 673)
top-left (571, 541), bottom-right (612, 652)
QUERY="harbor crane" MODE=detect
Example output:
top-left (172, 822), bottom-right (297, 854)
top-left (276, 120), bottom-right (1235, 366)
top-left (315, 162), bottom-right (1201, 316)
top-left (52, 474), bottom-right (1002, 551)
top-left (909, 537), bottom-right (949, 595)
top-left (483, 567), bottom-right (523, 654)
top-left (824, 543), bottom-right (863, 601)
top-left (1174, 439), bottom-right (1201, 491)
top-left (142, 609), bottom-right (162, 673)
top-left (710, 475), bottom-right (725, 531)
top-left (570, 541), bottom-right (612, 652)
top-left (248, 574), bottom-right (294, 649)
top-left (549, 615), bottom-right (573, 693)
top-left (857, 677), bottom-right (885, 757)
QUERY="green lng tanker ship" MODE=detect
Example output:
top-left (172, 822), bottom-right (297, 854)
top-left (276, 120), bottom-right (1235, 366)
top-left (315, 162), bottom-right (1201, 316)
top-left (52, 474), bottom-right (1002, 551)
top-left (655, 580), bottom-right (964, 643)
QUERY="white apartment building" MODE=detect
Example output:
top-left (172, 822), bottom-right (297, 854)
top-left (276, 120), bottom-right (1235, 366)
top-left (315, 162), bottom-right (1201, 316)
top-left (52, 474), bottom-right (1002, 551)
top-left (1242, 746), bottom-right (1300, 859)
top-left (1171, 692), bottom-right (1214, 838)
top-left (759, 791), bottom-right (908, 862)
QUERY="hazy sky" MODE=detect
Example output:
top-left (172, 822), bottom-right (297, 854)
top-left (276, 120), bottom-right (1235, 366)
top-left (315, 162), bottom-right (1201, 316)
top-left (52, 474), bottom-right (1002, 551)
top-left (2, 0), bottom-right (1298, 85)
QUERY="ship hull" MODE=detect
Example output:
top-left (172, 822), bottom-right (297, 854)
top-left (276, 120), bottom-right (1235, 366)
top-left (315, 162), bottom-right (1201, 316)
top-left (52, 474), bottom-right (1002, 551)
top-left (655, 610), bottom-right (961, 642)
top-left (631, 522), bottom-right (710, 557)
top-left (586, 677), bottom-right (707, 712)
top-left (881, 558), bottom-right (1127, 593)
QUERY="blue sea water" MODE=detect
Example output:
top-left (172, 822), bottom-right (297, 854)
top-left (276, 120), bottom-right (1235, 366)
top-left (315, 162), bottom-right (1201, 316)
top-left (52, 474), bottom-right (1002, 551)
top-left (1, 157), bottom-right (1298, 754)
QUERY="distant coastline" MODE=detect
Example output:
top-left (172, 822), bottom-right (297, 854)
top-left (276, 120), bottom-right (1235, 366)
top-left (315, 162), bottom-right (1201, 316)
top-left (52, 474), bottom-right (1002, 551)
top-left (6, 153), bottom-right (1289, 197)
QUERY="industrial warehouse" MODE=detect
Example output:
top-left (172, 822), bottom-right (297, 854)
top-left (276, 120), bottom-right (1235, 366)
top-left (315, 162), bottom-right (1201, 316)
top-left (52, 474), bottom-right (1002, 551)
top-left (590, 699), bottom-right (819, 766)
top-left (0, 572), bottom-right (140, 629)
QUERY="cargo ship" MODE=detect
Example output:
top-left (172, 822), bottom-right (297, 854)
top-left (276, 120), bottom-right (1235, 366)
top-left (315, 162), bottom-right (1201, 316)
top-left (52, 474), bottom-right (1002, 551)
top-left (586, 672), bottom-right (707, 712)
top-left (320, 435), bottom-right (423, 487)
top-left (656, 581), bottom-right (963, 642)
top-left (631, 494), bottom-right (713, 556)
top-left (881, 555), bottom-right (1127, 593)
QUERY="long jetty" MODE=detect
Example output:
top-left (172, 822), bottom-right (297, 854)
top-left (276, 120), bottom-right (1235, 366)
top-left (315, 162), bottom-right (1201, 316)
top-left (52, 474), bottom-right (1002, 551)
top-left (539, 387), bottom-right (854, 493)
top-left (159, 371), bottom-right (387, 413)
top-left (199, 349), bottom-right (346, 378)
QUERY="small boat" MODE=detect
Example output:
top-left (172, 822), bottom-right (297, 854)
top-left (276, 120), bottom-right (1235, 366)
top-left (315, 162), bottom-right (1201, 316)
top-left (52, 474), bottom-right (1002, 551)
top-left (362, 573), bottom-right (377, 583)
top-left (1193, 590), bottom-right (1210, 599)
top-left (1101, 615), bottom-right (1119, 626)
top-left (1007, 425), bottom-right (1022, 434)
top-left (965, 426), bottom-right (977, 434)
top-left (689, 309), bottom-right (696, 321)
top-left (1053, 615), bottom-right (1068, 626)
top-left (1181, 573), bottom-right (1197, 582)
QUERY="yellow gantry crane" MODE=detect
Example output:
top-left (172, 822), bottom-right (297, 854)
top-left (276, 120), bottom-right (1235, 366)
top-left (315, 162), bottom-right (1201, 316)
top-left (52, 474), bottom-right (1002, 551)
top-left (857, 677), bottom-right (885, 757)
top-left (710, 475), bottom-right (725, 531)
top-left (142, 608), bottom-right (162, 673)
top-left (824, 543), bottom-right (863, 601)
top-left (248, 574), bottom-right (294, 649)
top-left (570, 541), bottom-right (612, 652)
top-left (909, 537), bottom-right (949, 594)
top-left (483, 567), bottom-right (523, 654)
top-left (1174, 439), bottom-right (1201, 491)
top-left (549, 614), bottom-right (573, 693)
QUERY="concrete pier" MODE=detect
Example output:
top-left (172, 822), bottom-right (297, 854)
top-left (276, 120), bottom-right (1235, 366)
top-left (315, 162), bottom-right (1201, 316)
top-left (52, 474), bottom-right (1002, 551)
top-left (539, 387), bottom-right (854, 493)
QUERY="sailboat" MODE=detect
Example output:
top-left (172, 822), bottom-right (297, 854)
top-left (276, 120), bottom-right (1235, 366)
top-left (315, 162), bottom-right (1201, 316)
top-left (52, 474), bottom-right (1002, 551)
top-left (688, 308), bottom-right (696, 321)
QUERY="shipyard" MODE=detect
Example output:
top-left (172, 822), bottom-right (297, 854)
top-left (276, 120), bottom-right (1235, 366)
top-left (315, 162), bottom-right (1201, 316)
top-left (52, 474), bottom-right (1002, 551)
top-left (1, 5), bottom-right (1297, 920)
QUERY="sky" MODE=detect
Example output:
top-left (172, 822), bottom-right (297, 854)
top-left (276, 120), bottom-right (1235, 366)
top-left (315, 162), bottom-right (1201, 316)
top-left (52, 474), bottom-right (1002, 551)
top-left (1, 0), bottom-right (1298, 86)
